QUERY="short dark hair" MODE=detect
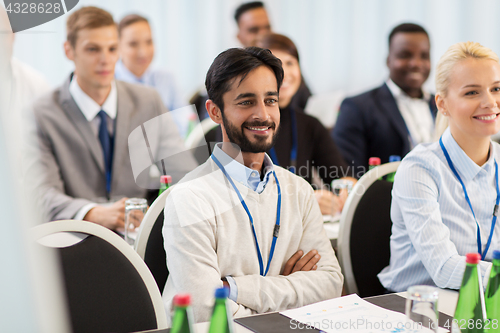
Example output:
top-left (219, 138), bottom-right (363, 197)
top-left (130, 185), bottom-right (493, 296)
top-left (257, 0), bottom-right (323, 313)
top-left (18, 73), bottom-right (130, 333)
top-left (205, 47), bottom-right (284, 112)
top-left (234, 1), bottom-right (265, 24)
top-left (66, 6), bottom-right (115, 48)
top-left (255, 33), bottom-right (300, 62)
top-left (388, 23), bottom-right (429, 47)
top-left (118, 14), bottom-right (149, 37)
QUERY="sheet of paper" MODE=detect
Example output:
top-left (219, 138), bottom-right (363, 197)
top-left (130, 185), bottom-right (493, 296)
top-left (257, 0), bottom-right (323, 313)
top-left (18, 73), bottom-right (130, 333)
top-left (280, 294), bottom-right (446, 333)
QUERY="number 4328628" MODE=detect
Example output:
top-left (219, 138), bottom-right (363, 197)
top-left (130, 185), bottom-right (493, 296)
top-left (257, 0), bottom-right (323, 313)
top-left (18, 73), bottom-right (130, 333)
top-left (5, 2), bottom-right (62, 14)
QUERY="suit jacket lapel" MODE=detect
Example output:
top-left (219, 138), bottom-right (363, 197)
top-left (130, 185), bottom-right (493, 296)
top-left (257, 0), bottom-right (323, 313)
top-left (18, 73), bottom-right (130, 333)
top-left (429, 95), bottom-right (437, 119)
top-left (59, 75), bottom-right (105, 173)
top-left (374, 83), bottom-right (411, 153)
top-left (112, 81), bottom-right (134, 184)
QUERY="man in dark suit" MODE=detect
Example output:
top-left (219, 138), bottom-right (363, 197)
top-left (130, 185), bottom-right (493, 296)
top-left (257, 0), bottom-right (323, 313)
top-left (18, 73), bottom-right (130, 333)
top-left (31, 7), bottom-right (197, 229)
top-left (234, 1), bottom-right (271, 48)
top-left (332, 23), bottom-right (437, 177)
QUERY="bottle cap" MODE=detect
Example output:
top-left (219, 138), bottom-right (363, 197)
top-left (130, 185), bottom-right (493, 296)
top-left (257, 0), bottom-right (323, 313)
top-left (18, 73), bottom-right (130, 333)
top-left (389, 155), bottom-right (401, 162)
top-left (161, 175), bottom-right (172, 184)
top-left (466, 253), bottom-right (481, 264)
top-left (369, 157), bottom-right (381, 166)
top-left (173, 294), bottom-right (191, 306)
top-left (214, 287), bottom-right (229, 299)
top-left (493, 250), bottom-right (500, 260)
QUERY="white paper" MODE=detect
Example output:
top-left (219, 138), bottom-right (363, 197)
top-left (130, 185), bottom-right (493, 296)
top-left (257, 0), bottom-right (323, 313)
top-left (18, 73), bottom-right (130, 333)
top-left (280, 294), bottom-right (446, 333)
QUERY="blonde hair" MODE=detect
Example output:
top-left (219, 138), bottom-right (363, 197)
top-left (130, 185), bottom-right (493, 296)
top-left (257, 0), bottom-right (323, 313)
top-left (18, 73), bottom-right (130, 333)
top-left (435, 41), bottom-right (499, 97)
top-left (433, 111), bottom-right (448, 141)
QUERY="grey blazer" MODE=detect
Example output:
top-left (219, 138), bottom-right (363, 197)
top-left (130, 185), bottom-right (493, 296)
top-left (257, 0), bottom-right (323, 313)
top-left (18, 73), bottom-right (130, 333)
top-left (32, 75), bottom-right (198, 221)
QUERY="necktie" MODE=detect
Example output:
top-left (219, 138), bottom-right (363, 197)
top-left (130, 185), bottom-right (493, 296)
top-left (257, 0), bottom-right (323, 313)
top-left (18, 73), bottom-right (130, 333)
top-left (97, 110), bottom-right (113, 194)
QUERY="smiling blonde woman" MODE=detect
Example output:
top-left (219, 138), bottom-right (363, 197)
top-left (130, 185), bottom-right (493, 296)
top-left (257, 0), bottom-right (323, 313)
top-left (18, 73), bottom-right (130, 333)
top-left (379, 41), bottom-right (500, 292)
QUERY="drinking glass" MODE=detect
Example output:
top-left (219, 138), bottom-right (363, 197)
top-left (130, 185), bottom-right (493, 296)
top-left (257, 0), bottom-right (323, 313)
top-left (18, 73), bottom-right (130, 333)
top-left (405, 285), bottom-right (439, 332)
top-left (331, 179), bottom-right (353, 197)
top-left (124, 198), bottom-right (147, 245)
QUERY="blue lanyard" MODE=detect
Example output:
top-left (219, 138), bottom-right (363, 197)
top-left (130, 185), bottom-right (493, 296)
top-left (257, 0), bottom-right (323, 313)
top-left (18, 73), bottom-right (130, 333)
top-left (269, 106), bottom-right (297, 174)
top-left (439, 137), bottom-right (499, 260)
top-left (211, 154), bottom-right (281, 276)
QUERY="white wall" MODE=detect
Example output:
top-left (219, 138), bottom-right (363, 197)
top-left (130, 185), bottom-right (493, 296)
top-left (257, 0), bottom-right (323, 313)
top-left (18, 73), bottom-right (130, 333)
top-left (11, 0), bottom-right (500, 100)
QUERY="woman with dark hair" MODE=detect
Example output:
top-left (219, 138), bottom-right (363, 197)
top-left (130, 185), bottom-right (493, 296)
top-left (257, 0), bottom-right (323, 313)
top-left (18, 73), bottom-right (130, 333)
top-left (255, 33), bottom-right (355, 215)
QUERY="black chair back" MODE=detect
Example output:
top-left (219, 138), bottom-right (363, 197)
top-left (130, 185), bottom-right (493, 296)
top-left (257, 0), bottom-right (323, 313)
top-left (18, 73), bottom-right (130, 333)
top-left (143, 211), bottom-right (169, 293)
top-left (350, 179), bottom-right (394, 297)
top-left (58, 235), bottom-right (157, 333)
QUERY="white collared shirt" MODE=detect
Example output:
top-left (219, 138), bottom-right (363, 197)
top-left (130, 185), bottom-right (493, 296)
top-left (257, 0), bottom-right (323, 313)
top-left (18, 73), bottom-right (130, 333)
top-left (69, 76), bottom-right (118, 220)
top-left (386, 79), bottom-right (434, 146)
top-left (69, 75), bottom-right (117, 136)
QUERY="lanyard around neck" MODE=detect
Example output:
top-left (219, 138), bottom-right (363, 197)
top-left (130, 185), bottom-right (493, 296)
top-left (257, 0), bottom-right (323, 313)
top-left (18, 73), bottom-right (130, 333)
top-left (439, 137), bottom-right (499, 260)
top-left (269, 106), bottom-right (298, 174)
top-left (211, 154), bottom-right (281, 276)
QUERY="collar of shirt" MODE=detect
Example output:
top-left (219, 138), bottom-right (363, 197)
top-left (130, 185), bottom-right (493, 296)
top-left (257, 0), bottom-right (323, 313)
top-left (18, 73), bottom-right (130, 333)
top-left (212, 143), bottom-right (274, 193)
top-left (115, 59), bottom-right (152, 84)
top-left (69, 75), bottom-right (117, 121)
top-left (386, 78), bottom-right (430, 102)
top-left (386, 78), bottom-right (434, 145)
top-left (441, 127), bottom-right (496, 182)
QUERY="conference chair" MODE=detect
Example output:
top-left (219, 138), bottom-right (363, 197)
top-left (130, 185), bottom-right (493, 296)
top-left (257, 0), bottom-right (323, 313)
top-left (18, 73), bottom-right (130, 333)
top-left (31, 220), bottom-right (168, 333)
top-left (135, 188), bottom-right (171, 293)
top-left (337, 162), bottom-right (400, 297)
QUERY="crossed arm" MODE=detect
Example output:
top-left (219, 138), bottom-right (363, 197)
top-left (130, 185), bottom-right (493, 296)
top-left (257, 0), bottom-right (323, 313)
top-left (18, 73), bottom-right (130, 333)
top-left (163, 182), bottom-right (343, 323)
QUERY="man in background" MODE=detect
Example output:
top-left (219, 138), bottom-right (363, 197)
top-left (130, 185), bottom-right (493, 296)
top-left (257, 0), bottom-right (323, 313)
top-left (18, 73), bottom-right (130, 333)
top-left (234, 1), bottom-right (271, 47)
top-left (234, 1), bottom-right (311, 111)
top-left (31, 6), bottom-right (196, 229)
top-left (190, 1), bottom-right (273, 121)
top-left (332, 23), bottom-right (437, 176)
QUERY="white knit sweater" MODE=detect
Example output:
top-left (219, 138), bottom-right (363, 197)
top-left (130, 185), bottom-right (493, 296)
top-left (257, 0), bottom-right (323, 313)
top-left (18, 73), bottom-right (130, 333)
top-left (162, 158), bottom-right (343, 323)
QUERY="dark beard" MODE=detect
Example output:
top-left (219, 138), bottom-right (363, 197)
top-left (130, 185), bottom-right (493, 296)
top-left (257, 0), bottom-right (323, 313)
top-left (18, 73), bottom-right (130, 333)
top-left (221, 114), bottom-right (278, 153)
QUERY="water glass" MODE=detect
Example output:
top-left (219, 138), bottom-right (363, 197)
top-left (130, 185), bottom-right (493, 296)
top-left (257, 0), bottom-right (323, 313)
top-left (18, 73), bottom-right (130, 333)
top-left (329, 179), bottom-right (353, 216)
top-left (331, 179), bottom-right (353, 197)
top-left (406, 285), bottom-right (439, 332)
top-left (124, 198), bottom-right (148, 245)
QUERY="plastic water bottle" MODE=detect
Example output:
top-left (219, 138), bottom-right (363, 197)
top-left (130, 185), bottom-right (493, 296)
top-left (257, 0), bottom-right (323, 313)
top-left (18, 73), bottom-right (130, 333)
top-left (368, 157), bottom-right (381, 171)
top-left (452, 253), bottom-right (486, 333)
top-left (170, 294), bottom-right (195, 333)
top-left (386, 155), bottom-right (401, 182)
top-left (368, 157), bottom-right (381, 179)
top-left (159, 175), bottom-right (172, 196)
top-left (208, 287), bottom-right (234, 333)
top-left (485, 250), bottom-right (500, 332)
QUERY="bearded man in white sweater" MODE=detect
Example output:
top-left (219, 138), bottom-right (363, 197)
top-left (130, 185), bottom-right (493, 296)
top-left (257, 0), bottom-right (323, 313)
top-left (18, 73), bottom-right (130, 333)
top-left (162, 47), bottom-right (343, 322)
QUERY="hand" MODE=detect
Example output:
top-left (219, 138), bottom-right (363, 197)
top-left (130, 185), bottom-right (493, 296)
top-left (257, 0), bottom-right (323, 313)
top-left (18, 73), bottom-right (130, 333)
top-left (222, 279), bottom-right (230, 291)
top-left (314, 188), bottom-right (349, 215)
top-left (282, 249), bottom-right (321, 276)
top-left (83, 197), bottom-right (128, 230)
top-left (314, 189), bottom-right (335, 215)
top-left (127, 209), bottom-right (144, 229)
top-left (332, 188), bottom-right (349, 214)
